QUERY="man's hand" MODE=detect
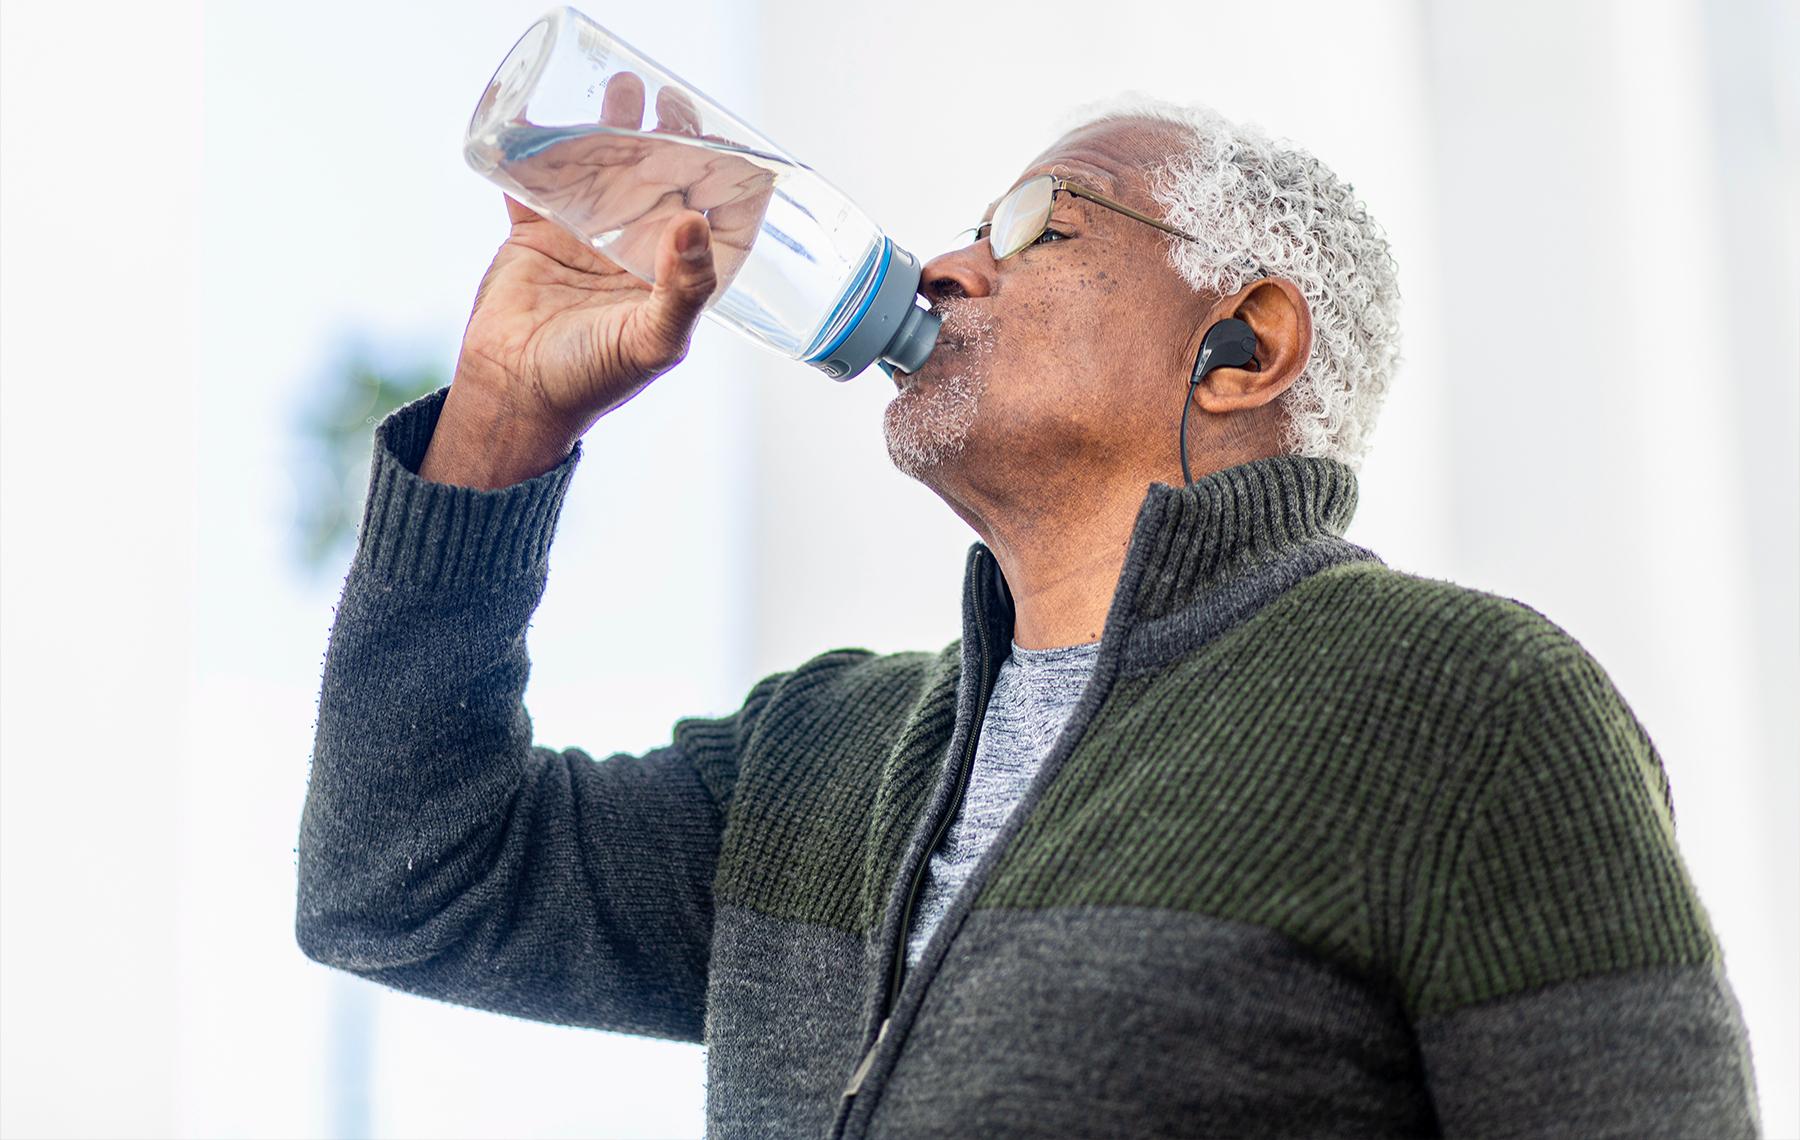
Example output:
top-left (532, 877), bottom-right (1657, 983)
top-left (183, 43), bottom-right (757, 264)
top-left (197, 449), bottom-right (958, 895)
top-left (458, 75), bottom-right (775, 434)
top-left (422, 75), bottom-right (777, 489)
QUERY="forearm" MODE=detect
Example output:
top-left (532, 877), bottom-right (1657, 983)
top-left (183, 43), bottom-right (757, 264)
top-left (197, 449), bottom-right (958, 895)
top-left (297, 544), bottom-right (546, 960)
top-left (295, 389), bottom-right (736, 1040)
top-left (298, 386), bottom-right (582, 959)
top-left (298, 530), bottom-right (729, 1038)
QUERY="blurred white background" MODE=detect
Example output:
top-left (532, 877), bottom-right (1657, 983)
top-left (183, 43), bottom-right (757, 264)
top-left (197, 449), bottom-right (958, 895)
top-left (2, 0), bottom-right (1794, 1136)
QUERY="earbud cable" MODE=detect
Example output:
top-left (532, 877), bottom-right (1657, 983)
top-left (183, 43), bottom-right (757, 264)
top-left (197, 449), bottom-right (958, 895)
top-left (1180, 380), bottom-right (1201, 487)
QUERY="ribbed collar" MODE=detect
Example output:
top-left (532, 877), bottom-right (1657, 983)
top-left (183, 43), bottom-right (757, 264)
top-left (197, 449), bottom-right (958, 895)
top-left (962, 452), bottom-right (1366, 662)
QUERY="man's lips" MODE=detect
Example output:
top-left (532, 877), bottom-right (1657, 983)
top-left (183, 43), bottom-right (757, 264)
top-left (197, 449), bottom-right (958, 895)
top-left (893, 299), bottom-right (981, 387)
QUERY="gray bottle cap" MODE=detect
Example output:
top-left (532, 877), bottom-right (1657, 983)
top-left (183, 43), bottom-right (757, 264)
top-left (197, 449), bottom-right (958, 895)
top-left (814, 243), bottom-right (942, 381)
top-left (880, 300), bottom-right (942, 376)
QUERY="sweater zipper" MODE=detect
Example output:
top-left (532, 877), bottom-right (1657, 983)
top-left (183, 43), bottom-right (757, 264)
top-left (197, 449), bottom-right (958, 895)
top-left (839, 555), bottom-right (997, 1115)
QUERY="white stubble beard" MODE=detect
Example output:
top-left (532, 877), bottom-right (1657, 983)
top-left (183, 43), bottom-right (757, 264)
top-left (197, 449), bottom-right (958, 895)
top-left (882, 297), bottom-right (996, 482)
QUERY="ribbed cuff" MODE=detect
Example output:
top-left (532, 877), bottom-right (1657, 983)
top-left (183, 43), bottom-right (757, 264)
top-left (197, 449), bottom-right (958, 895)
top-left (348, 386), bottom-right (583, 588)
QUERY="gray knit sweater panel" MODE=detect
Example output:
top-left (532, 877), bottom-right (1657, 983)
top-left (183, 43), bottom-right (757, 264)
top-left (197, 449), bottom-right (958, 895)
top-left (904, 638), bottom-right (1102, 971)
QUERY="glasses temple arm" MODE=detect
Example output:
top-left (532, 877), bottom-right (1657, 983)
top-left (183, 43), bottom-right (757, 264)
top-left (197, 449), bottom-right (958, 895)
top-left (1060, 182), bottom-right (1202, 245)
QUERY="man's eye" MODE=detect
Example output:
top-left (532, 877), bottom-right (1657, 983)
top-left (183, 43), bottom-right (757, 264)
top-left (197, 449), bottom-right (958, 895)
top-left (1033, 228), bottom-right (1069, 245)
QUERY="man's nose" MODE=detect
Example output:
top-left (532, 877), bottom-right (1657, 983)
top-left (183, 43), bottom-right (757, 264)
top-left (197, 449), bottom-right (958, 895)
top-left (920, 242), bottom-right (994, 303)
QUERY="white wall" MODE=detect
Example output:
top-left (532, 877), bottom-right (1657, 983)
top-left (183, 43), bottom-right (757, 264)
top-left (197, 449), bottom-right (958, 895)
top-left (1, 2), bottom-right (201, 1135)
top-left (7, 0), bottom-right (758, 1136)
top-left (1419, 0), bottom-right (1797, 1126)
top-left (2, 0), bottom-right (1793, 1137)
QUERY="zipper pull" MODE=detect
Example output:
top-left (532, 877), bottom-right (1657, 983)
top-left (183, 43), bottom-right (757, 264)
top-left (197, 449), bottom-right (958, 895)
top-left (841, 1017), bottom-right (890, 1099)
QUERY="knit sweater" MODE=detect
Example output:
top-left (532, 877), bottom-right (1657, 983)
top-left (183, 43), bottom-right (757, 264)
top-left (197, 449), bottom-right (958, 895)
top-left (297, 386), bottom-right (1762, 1139)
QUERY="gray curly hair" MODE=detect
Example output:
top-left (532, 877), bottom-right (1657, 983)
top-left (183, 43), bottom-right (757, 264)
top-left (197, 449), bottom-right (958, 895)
top-left (1062, 96), bottom-right (1403, 472)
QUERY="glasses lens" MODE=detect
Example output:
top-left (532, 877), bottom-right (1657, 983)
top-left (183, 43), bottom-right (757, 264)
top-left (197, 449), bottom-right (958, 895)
top-left (989, 175), bottom-right (1055, 259)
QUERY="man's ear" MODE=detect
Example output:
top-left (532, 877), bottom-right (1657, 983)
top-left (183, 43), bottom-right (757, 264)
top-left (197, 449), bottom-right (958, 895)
top-left (1190, 278), bottom-right (1312, 413)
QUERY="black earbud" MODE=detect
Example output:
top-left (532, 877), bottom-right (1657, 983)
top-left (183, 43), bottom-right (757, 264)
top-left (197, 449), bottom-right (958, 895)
top-left (1190, 318), bottom-right (1258, 384)
top-left (1180, 319), bottom-right (1260, 486)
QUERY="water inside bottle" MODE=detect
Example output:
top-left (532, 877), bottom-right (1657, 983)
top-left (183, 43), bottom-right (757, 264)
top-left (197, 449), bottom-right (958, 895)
top-left (468, 121), bottom-right (886, 361)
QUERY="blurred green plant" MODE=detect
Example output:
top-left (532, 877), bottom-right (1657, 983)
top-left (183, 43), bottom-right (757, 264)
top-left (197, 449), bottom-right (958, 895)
top-left (292, 350), bottom-right (445, 575)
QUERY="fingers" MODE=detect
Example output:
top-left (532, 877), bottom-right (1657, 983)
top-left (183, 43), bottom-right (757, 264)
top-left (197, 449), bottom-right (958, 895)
top-left (601, 71), bottom-right (646, 130)
top-left (654, 87), bottom-right (701, 137)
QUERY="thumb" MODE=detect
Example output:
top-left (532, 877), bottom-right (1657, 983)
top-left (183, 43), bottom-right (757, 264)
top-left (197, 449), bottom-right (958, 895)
top-left (641, 211), bottom-right (718, 350)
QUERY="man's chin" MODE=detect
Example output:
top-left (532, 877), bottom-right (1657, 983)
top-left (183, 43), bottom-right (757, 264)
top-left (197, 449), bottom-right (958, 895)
top-left (880, 361), bottom-right (987, 481)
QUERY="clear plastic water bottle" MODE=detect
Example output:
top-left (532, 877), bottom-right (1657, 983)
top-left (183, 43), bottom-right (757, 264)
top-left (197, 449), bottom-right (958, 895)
top-left (463, 6), bottom-right (940, 381)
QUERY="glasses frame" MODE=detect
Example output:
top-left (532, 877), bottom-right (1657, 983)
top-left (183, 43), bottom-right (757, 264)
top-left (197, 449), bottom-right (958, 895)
top-left (959, 173), bottom-right (1203, 259)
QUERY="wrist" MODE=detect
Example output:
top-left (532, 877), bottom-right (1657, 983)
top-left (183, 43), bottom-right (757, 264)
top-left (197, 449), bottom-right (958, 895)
top-left (417, 378), bottom-right (578, 490)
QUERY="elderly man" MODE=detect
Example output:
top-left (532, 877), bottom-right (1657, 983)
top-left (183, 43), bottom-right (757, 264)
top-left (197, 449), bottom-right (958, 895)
top-left (297, 98), bottom-right (1762, 1138)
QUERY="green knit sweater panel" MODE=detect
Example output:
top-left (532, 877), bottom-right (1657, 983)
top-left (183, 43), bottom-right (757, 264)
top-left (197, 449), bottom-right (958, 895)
top-left (696, 562), bottom-right (1720, 1024)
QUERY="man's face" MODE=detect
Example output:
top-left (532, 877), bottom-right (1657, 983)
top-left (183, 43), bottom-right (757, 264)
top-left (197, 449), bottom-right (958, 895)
top-left (883, 118), bottom-right (1206, 492)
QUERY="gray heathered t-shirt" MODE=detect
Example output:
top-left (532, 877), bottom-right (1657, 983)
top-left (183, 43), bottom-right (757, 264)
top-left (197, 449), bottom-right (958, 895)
top-left (904, 636), bottom-right (1102, 971)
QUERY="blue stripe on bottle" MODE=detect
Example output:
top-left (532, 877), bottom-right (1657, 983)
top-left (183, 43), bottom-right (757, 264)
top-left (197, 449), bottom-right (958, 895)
top-left (805, 238), bottom-right (893, 364)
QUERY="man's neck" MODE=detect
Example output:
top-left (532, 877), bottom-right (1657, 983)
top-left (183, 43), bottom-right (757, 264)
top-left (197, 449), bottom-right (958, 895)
top-left (994, 540), bottom-right (1128, 650)
top-left (972, 480), bottom-right (1148, 651)
top-left (946, 439), bottom-right (1284, 651)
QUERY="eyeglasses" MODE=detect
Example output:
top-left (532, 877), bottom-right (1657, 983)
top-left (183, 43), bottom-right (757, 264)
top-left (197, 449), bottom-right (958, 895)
top-left (960, 173), bottom-right (1203, 260)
